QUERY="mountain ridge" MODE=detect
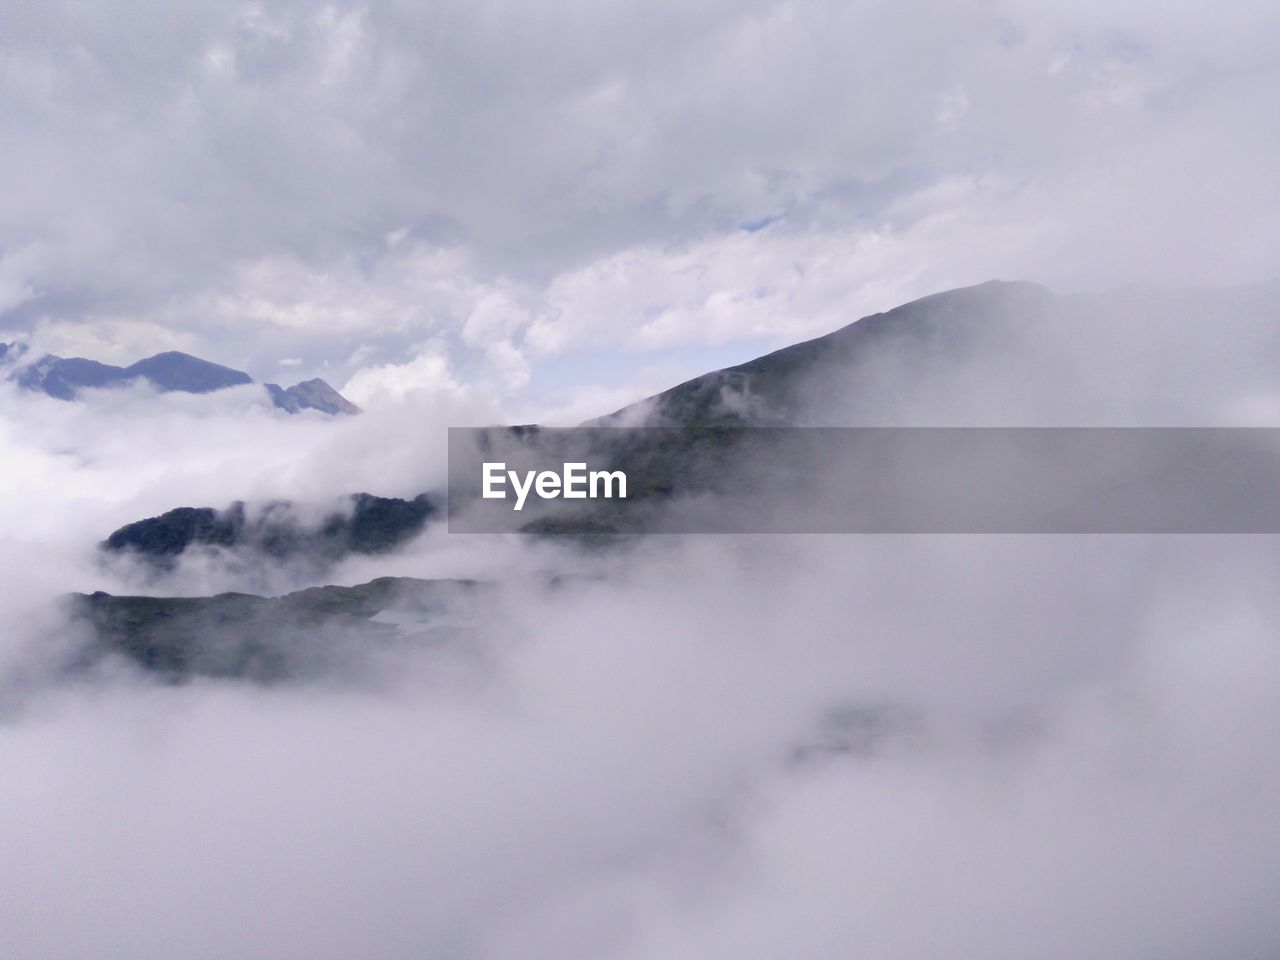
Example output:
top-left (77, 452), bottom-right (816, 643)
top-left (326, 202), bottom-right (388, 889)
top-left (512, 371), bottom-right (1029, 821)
top-left (596, 279), bottom-right (1054, 426)
top-left (102, 492), bottom-right (437, 570)
top-left (1, 345), bottom-right (359, 415)
top-left (67, 576), bottom-right (480, 683)
top-left (73, 277), bottom-right (1280, 678)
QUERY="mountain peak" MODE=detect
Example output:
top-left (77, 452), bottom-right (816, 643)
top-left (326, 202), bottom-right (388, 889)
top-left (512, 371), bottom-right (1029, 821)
top-left (122, 352), bottom-right (253, 393)
top-left (264, 378), bottom-right (361, 415)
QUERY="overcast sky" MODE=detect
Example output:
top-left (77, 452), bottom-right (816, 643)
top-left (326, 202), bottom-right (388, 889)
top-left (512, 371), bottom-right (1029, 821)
top-left (2, 0), bottom-right (1278, 418)
top-left (5, 8), bottom-right (1280, 955)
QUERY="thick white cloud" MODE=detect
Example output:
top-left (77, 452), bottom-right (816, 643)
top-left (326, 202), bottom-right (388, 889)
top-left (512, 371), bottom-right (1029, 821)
top-left (4, 6), bottom-right (1279, 956)
top-left (1, 0), bottom-right (1276, 399)
top-left (3, 263), bottom-right (1280, 958)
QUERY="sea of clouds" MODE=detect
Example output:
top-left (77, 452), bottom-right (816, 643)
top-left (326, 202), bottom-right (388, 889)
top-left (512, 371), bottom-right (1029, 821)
top-left (3, 286), bottom-right (1280, 958)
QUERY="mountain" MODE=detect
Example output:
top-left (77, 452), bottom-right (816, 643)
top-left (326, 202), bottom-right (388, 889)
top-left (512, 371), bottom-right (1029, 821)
top-left (602, 278), bottom-right (1280, 428)
top-left (118, 351), bottom-right (254, 392)
top-left (265, 378), bottom-right (361, 415)
top-left (102, 493), bottom-right (438, 570)
top-left (66, 577), bottom-right (480, 683)
top-left (599, 280), bottom-right (1055, 426)
top-left (2, 346), bottom-right (358, 415)
top-left (71, 278), bottom-right (1280, 676)
top-left (452, 278), bottom-right (1280, 533)
top-left (14, 350), bottom-right (251, 398)
top-left (15, 355), bottom-right (137, 400)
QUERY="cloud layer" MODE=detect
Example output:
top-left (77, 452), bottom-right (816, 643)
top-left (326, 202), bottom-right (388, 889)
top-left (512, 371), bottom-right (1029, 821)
top-left (3, 278), bottom-right (1280, 956)
top-left (3, 8), bottom-right (1279, 954)
top-left (3, 0), bottom-right (1277, 411)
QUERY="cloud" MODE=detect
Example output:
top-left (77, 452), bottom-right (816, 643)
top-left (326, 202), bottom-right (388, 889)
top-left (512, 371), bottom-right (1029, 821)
top-left (3, 6), bottom-right (1280, 950)
top-left (339, 345), bottom-right (476, 407)
top-left (4, 528), bottom-right (1280, 958)
top-left (3, 276), bottom-right (1280, 955)
top-left (0, 0), bottom-right (1275, 399)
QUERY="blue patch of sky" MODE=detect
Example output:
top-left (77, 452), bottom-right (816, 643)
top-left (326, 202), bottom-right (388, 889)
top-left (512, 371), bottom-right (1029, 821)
top-left (740, 213), bottom-right (785, 233)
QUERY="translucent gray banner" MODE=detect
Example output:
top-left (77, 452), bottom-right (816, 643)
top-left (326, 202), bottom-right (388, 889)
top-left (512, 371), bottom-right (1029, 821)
top-left (447, 427), bottom-right (1280, 533)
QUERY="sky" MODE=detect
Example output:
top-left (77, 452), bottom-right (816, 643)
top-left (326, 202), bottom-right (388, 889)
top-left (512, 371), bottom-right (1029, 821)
top-left (2, 0), bottom-right (1278, 421)
top-left (3, 6), bottom-right (1280, 954)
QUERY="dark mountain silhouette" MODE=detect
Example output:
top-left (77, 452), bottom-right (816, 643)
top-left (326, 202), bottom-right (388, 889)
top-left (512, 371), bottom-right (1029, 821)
top-left (102, 493), bottom-right (437, 570)
top-left (600, 277), bottom-right (1280, 428)
top-left (66, 577), bottom-right (480, 683)
top-left (597, 280), bottom-right (1055, 426)
top-left (456, 278), bottom-right (1280, 533)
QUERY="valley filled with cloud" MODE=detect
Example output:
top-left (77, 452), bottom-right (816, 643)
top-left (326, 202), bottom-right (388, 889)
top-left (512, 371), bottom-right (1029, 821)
top-left (2, 2), bottom-right (1279, 957)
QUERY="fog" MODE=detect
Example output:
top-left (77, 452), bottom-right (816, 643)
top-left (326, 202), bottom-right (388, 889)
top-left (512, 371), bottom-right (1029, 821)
top-left (3, 0), bottom-right (1278, 404)
top-left (3, 0), bottom-right (1278, 951)
top-left (6, 535), bottom-right (1280, 958)
top-left (3, 283), bottom-right (1280, 957)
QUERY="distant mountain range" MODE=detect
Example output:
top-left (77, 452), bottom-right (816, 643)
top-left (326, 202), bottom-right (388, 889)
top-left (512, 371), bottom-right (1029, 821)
top-left (69, 278), bottom-right (1280, 678)
top-left (0, 343), bottom-right (358, 415)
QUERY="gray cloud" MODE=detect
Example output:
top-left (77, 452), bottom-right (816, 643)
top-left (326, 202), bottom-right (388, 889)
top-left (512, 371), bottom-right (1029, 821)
top-left (1, 276), bottom-right (1280, 956)
top-left (2, 0), bottom-right (1276, 401)
top-left (5, 527), bottom-right (1280, 958)
top-left (2, 10), bottom-right (1280, 953)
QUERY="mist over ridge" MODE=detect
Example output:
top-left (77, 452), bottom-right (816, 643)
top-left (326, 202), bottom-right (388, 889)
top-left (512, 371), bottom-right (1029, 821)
top-left (2, 276), bottom-right (1280, 957)
top-left (4, 0), bottom-right (1280, 953)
